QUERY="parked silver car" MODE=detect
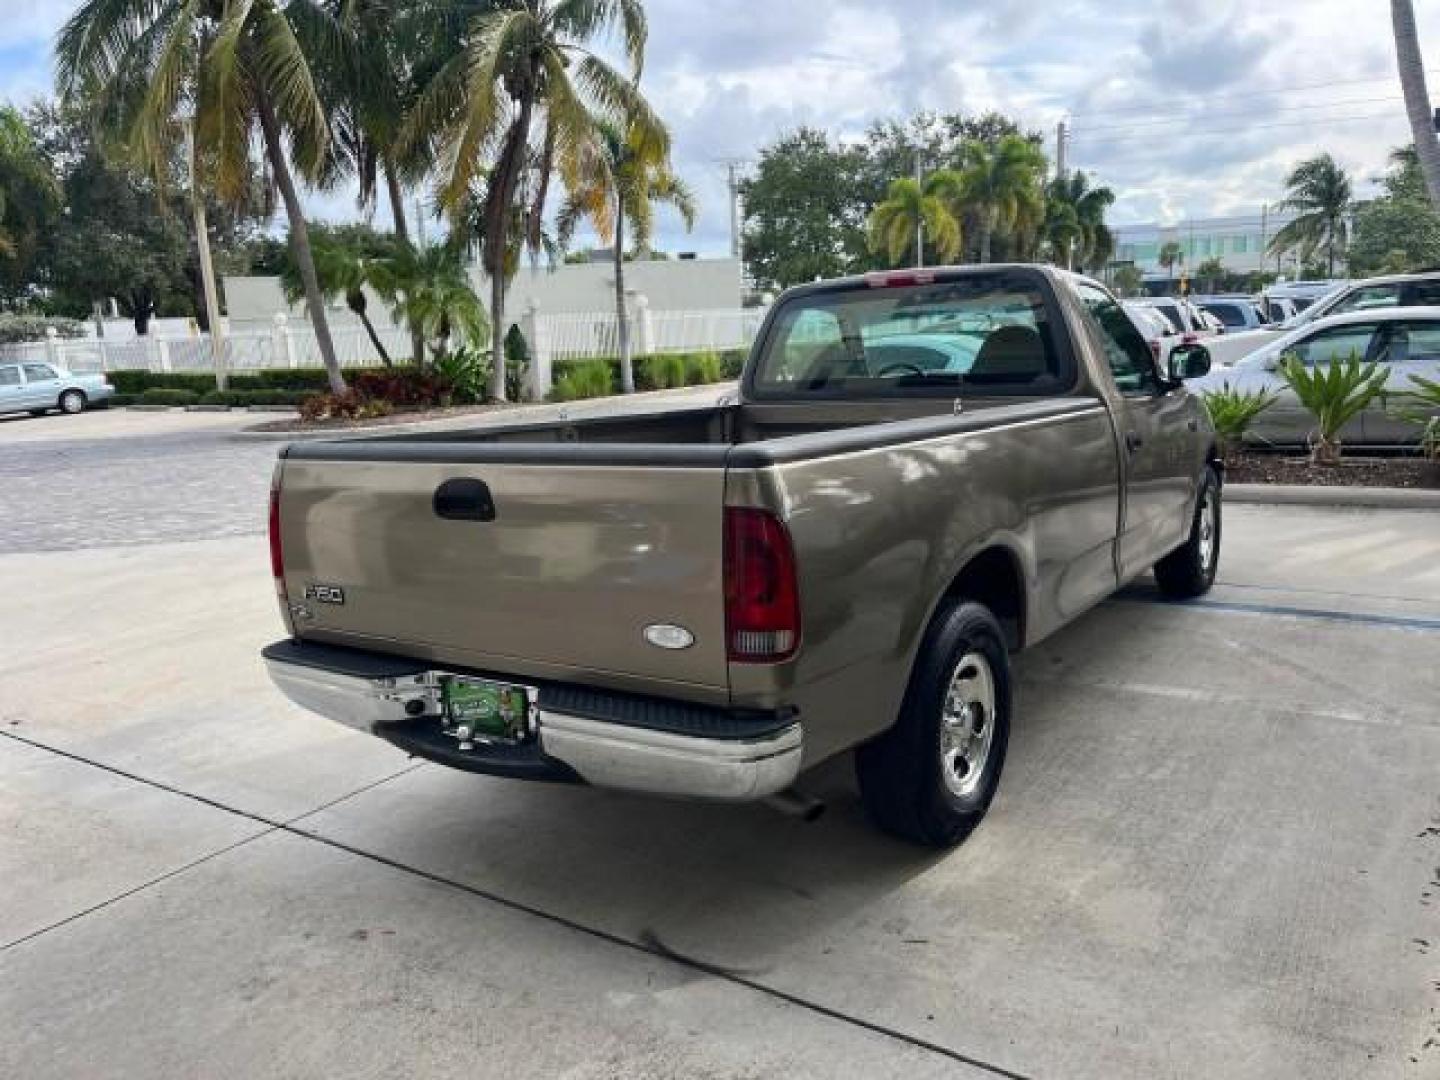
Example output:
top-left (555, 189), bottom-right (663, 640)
top-left (1188, 307), bottom-right (1440, 445)
top-left (0, 362), bottom-right (114, 417)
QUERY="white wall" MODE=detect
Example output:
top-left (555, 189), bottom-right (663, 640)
top-left (476, 257), bottom-right (743, 320)
top-left (221, 276), bottom-right (397, 336)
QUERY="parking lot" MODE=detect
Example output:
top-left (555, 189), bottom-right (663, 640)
top-left (2, 410), bottom-right (1438, 1079)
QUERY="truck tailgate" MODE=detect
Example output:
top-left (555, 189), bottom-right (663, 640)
top-left (275, 455), bottom-right (730, 697)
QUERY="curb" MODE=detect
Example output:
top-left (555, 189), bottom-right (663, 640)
top-left (1227, 483), bottom-right (1440, 510)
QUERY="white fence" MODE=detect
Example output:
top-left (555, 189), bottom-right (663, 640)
top-left (0, 318), bottom-right (408, 375)
top-left (1, 303), bottom-right (763, 399)
top-left (538, 306), bottom-right (767, 365)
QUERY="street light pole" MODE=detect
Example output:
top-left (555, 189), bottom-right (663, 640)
top-left (186, 118), bottom-right (226, 390)
top-left (914, 149), bottom-right (925, 268)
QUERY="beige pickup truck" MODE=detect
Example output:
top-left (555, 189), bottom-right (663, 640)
top-left (264, 265), bottom-right (1220, 846)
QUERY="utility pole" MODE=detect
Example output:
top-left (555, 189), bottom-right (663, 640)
top-left (726, 162), bottom-right (743, 260)
top-left (914, 149), bottom-right (925, 268)
top-left (186, 117), bottom-right (226, 391)
top-left (1259, 203), bottom-right (1269, 277)
top-left (1055, 119), bottom-right (1068, 183)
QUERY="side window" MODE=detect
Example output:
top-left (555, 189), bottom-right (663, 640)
top-left (1204, 303), bottom-right (1246, 329)
top-left (1387, 322), bottom-right (1440, 363)
top-left (0, 366), bottom-right (21, 386)
top-left (22, 363), bottom-right (57, 381)
top-left (1284, 325), bottom-right (1380, 367)
top-left (770, 308), bottom-right (845, 383)
top-left (1076, 283), bottom-right (1160, 393)
top-left (1331, 285), bottom-right (1400, 315)
top-left (1403, 281), bottom-right (1440, 306)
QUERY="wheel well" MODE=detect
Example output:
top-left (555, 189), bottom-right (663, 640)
top-left (940, 546), bottom-right (1026, 651)
top-left (61, 387), bottom-right (86, 401)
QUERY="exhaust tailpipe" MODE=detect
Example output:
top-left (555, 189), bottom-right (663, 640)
top-left (765, 787), bottom-right (825, 823)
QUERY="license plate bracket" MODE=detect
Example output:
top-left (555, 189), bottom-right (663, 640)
top-left (441, 676), bottom-right (537, 748)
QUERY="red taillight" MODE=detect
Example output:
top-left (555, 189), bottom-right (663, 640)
top-left (724, 508), bottom-right (801, 663)
top-left (268, 484), bottom-right (285, 589)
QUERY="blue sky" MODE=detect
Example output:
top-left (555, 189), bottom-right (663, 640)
top-left (3, 0), bottom-right (1436, 256)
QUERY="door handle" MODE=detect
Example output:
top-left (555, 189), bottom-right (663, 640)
top-left (1124, 431), bottom-right (1144, 453)
top-left (433, 478), bottom-right (496, 521)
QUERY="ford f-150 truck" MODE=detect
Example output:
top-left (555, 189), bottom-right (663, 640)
top-left (263, 265), bottom-right (1220, 846)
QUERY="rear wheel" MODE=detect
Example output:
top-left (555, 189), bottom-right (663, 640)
top-left (58, 389), bottom-right (86, 415)
top-left (1154, 466), bottom-right (1221, 599)
top-left (856, 600), bottom-right (1011, 848)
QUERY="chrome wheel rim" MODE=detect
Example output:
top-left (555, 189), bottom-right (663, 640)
top-left (939, 651), bottom-right (996, 798)
top-left (1198, 488), bottom-right (1217, 569)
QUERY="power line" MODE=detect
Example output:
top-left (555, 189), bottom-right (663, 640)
top-left (1072, 94), bottom-right (1405, 134)
top-left (1065, 68), bottom-right (1440, 119)
top-left (1068, 109), bottom-right (1404, 149)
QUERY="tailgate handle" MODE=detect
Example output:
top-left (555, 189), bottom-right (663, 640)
top-left (433, 478), bottom-right (496, 522)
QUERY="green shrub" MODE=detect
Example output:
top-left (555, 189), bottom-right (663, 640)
top-left (139, 388), bottom-right (200, 406)
top-left (1393, 373), bottom-right (1440, 460)
top-left (686, 350), bottom-right (724, 385)
top-left (719, 348), bottom-right (747, 379)
top-left (551, 359), bottom-right (615, 402)
top-left (1278, 352), bottom-right (1387, 464)
top-left (1201, 384), bottom-right (1279, 462)
top-left (0, 315), bottom-right (88, 344)
top-left (109, 393), bottom-right (137, 407)
top-left (196, 389), bottom-right (305, 407)
top-left (433, 347), bottom-right (487, 403)
top-left (107, 367), bottom-right (390, 395)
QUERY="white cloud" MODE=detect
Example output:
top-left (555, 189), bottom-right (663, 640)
top-left (3, 0), bottom-right (1434, 253)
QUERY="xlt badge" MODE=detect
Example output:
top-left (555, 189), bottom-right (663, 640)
top-left (303, 583), bottom-right (346, 605)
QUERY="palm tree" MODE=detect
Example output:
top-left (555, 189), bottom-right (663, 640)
top-left (1392, 0), bottom-right (1440, 207)
top-left (280, 237), bottom-right (393, 366)
top-left (867, 174), bottom-right (962, 267)
top-left (950, 135), bottom-right (1045, 263)
top-left (0, 107), bottom-right (60, 274)
top-left (403, 0), bottom-right (660, 402)
top-left (1046, 170), bottom-right (1115, 271)
top-left (1158, 241), bottom-right (1184, 288)
top-left (370, 242), bottom-right (487, 364)
top-left (1196, 256), bottom-right (1226, 292)
top-left (557, 117), bottom-right (696, 393)
top-left (1269, 154), bottom-right (1352, 277)
top-left (326, 0), bottom-right (435, 365)
top-left (57, 0), bottom-right (350, 394)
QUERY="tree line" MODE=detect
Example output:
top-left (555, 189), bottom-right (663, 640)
top-left (738, 112), bottom-right (1116, 292)
top-left (0, 0), bottom-right (690, 401)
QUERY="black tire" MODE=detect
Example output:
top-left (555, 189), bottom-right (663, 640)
top-left (28, 409), bottom-right (48, 417)
top-left (856, 600), bottom-right (1011, 848)
top-left (58, 389), bottom-right (86, 415)
top-left (1154, 466), bottom-right (1221, 599)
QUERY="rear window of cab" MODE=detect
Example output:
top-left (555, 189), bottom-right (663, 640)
top-left (748, 271), bottom-right (1076, 399)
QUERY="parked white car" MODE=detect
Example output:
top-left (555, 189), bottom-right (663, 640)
top-left (0, 362), bottom-right (114, 417)
top-left (1188, 307), bottom-right (1440, 445)
top-left (1130, 297), bottom-right (1220, 342)
top-left (1122, 301), bottom-right (1180, 365)
top-left (1208, 271), bottom-right (1440, 368)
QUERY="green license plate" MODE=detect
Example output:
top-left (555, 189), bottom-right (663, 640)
top-left (442, 677), bottom-right (536, 745)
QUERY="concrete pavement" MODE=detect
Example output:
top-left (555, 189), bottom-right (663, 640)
top-left (2, 417), bottom-right (1438, 1079)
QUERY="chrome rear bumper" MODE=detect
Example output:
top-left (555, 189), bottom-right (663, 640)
top-left (264, 652), bottom-right (802, 802)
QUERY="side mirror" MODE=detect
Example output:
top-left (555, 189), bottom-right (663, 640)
top-left (1168, 343), bottom-right (1211, 381)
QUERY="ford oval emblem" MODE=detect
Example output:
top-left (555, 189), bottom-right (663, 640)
top-left (643, 623), bottom-right (695, 650)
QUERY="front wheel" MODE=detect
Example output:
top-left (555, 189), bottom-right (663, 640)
top-left (58, 389), bottom-right (86, 415)
top-left (1154, 466), bottom-right (1221, 599)
top-left (856, 600), bottom-right (1012, 848)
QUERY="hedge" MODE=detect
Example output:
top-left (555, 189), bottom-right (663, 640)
top-left (197, 389), bottom-right (306, 407)
top-left (138, 388), bottom-right (200, 406)
top-left (107, 367), bottom-right (389, 394)
top-left (551, 349), bottom-right (745, 401)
